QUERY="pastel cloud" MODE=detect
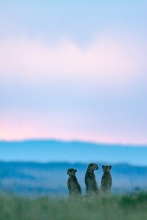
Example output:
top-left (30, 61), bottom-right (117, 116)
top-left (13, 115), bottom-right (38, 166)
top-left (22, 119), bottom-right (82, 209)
top-left (0, 35), bottom-right (144, 87)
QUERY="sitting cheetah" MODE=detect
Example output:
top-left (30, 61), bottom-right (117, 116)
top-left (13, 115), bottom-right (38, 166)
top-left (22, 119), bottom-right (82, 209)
top-left (101, 165), bottom-right (112, 193)
top-left (85, 163), bottom-right (99, 197)
top-left (67, 168), bottom-right (82, 198)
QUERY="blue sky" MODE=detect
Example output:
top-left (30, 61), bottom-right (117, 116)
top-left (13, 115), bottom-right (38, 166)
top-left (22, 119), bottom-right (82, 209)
top-left (0, 0), bottom-right (147, 144)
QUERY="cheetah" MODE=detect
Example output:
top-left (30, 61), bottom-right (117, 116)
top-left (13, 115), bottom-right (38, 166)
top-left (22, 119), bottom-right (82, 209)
top-left (67, 168), bottom-right (82, 198)
top-left (101, 165), bottom-right (112, 193)
top-left (85, 163), bottom-right (99, 197)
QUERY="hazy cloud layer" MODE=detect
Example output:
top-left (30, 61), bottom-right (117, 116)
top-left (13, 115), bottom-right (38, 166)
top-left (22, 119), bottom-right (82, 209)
top-left (0, 36), bottom-right (145, 86)
top-left (0, 35), bottom-right (146, 144)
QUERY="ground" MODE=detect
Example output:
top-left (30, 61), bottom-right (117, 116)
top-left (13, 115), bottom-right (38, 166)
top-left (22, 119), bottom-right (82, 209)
top-left (0, 192), bottom-right (147, 220)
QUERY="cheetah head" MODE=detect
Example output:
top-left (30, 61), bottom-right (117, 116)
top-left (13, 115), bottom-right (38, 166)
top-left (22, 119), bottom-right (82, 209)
top-left (102, 165), bottom-right (112, 173)
top-left (88, 163), bottom-right (99, 171)
top-left (67, 168), bottom-right (77, 176)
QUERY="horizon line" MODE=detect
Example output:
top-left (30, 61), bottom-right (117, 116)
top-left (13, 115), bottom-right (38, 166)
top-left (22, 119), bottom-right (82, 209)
top-left (0, 160), bottom-right (146, 167)
top-left (0, 138), bottom-right (147, 147)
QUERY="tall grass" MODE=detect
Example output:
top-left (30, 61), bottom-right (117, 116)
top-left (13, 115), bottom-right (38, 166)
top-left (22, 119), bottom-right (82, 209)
top-left (0, 192), bottom-right (147, 220)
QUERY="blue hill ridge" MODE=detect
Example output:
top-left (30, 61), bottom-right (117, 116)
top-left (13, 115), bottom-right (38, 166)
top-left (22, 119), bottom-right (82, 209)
top-left (0, 140), bottom-right (147, 166)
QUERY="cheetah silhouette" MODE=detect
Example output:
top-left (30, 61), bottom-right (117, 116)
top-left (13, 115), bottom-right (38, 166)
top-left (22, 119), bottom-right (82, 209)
top-left (85, 163), bottom-right (99, 197)
top-left (67, 168), bottom-right (82, 198)
top-left (101, 165), bottom-right (112, 193)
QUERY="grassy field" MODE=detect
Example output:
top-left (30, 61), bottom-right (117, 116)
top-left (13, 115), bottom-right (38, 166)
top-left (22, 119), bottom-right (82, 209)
top-left (0, 192), bottom-right (147, 220)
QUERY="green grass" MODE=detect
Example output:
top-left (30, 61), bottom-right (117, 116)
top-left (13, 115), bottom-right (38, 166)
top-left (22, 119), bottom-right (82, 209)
top-left (0, 192), bottom-right (147, 220)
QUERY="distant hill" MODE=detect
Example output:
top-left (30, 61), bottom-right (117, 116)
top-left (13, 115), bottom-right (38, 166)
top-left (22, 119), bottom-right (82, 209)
top-left (0, 161), bottom-right (147, 196)
top-left (0, 140), bottom-right (147, 165)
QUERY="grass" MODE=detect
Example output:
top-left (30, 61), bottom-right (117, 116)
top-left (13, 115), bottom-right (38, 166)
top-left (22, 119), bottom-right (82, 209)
top-left (0, 192), bottom-right (147, 220)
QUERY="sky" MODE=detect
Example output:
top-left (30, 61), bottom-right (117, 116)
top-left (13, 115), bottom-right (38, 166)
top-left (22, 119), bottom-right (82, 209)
top-left (0, 0), bottom-right (147, 145)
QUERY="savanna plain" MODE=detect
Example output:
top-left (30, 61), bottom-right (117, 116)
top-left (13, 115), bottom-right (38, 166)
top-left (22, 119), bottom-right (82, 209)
top-left (0, 192), bottom-right (147, 220)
